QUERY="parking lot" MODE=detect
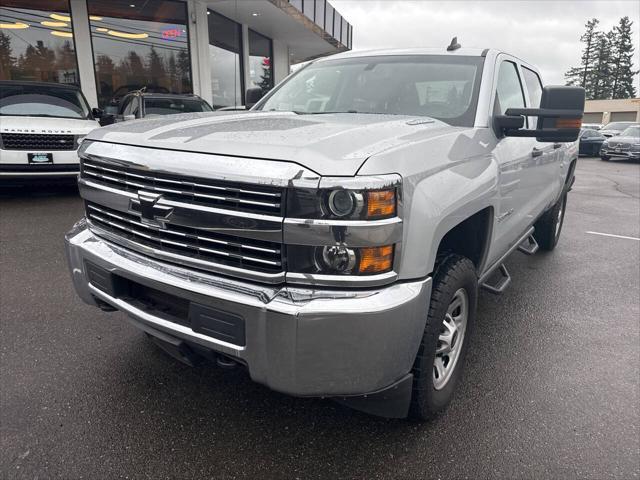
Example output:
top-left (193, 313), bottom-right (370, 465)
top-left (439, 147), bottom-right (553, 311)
top-left (1, 156), bottom-right (638, 479)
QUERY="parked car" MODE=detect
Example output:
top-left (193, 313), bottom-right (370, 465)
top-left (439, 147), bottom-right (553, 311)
top-left (599, 121), bottom-right (636, 138)
top-left (115, 92), bottom-right (212, 121)
top-left (579, 128), bottom-right (606, 156)
top-left (0, 81), bottom-right (100, 182)
top-left (600, 124), bottom-right (640, 161)
top-left (582, 123), bottom-right (602, 130)
top-left (65, 46), bottom-right (584, 420)
top-left (102, 84), bottom-right (171, 114)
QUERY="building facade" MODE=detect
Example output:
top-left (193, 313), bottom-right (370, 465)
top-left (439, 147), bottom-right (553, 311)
top-left (0, 0), bottom-right (351, 109)
top-left (583, 98), bottom-right (640, 125)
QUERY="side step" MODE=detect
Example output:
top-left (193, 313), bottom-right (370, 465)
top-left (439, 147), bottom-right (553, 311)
top-left (517, 234), bottom-right (539, 255)
top-left (481, 264), bottom-right (511, 294)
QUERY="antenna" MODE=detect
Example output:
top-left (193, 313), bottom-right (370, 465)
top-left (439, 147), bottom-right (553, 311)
top-left (447, 37), bottom-right (461, 52)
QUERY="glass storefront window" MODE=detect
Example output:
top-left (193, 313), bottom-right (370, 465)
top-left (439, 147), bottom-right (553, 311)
top-left (87, 0), bottom-right (192, 109)
top-left (208, 10), bottom-right (242, 109)
top-left (0, 0), bottom-right (78, 84)
top-left (248, 29), bottom-right (273, 96)
top-left (315, 0), bottom-right (325, 30)
top-left (325, 4), bottom-right (334, 37)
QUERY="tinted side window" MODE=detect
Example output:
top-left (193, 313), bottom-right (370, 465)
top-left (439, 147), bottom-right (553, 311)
top-left (494, 61), bottom-right (526, 116)
top-left (522, 67), bottom-right (543, 108)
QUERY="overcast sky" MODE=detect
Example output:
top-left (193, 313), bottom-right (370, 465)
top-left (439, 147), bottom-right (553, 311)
top-left (331, 0), bottom-right (640, 86)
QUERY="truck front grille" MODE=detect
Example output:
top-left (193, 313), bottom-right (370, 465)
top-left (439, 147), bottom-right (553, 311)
top-left (81, 159), bottom-right (283, 216)
top-left (0, 133), bottom-right (77, 150)
top-left (85, 202), bottom-right (283, 274)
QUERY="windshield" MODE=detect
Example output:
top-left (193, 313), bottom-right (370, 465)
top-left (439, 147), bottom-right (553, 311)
top-left (620, 126), bottom-right (640, 138)
top-left (144, 97), bottom-right (213, 115)
top-left (604, 122), bottom-right (632, 131)
top-left (257, 55), bottom-right (485, 127)
top-left (0, 84), bottom-right (90, 119)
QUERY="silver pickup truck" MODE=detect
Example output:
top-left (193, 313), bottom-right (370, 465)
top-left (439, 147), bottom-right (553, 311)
top-left (65, 46), bottom-right (584, 419)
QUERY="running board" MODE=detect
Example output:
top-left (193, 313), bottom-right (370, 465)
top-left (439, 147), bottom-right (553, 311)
top-left (517, 234), bottom-right (539, 255)
top-left (481, 264), bottom-right (511, 294)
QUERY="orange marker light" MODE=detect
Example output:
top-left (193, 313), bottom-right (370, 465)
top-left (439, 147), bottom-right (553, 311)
top-left (358, 245), bottom-right (394, 274)
top-left (556, 118), bottom-right (582, 129)
top-left (366, 190), bottom-right (396, 219)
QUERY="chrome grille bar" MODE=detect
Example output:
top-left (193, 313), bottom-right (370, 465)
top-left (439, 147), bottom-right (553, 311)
top-left (86, 203), bottom-right (283, 272)
top-left (81, 160), bottom-right (283, 215)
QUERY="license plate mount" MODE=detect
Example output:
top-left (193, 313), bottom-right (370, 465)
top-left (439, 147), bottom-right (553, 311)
top-left (28, 153), bottom-right (53, 164)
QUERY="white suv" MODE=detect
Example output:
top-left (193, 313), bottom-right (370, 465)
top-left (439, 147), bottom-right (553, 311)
top-left (0, 81), bottom-right (99, 182)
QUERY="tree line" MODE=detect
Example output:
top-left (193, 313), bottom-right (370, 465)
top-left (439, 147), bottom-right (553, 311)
top-left (565, 17), bottom-right (637, 100)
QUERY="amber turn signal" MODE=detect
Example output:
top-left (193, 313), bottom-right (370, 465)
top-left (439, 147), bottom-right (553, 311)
top-left (357, 245), bottom-right (394, 274)
top-left (366, 190), bottom-right (396, 219)
top-left (555, 118), bottom-right (582, 129)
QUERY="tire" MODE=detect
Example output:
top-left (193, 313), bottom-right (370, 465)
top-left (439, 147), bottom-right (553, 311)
top-left (533, 192), bottom-right (567, 251)
top-left (601, 155), bottom-right (610, 161)
top-left (409, 254), bottom-right (478, 420)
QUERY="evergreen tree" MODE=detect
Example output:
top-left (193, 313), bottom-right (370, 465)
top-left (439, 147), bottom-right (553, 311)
top-left (0, 31), bottom-right (15, 79)
top-left (565, 18), bottom-right (600, 97)
top-left (609, 16), bottom-right (637, 99)
top-left (167, 52), bottom-right (178, 91)
top-left (591, 31), bottom-right (614, 99)
top-left (147, 46), bottom-right (166, 84)
top-left (257, 57), bottom-right (272, 95)
top-left (176, 49), bottom-right (190, 91)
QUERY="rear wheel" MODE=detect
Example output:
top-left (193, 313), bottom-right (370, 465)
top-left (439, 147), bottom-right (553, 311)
top-left (409, 254), bottom-right (477, 420)
top-left (533, 192), bottom-right (567, 251)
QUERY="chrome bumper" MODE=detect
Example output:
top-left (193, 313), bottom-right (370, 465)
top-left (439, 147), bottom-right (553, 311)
top-left (65, 219), bottom-right (431, 398)
top-left (600, 148), bottom-right (640, 159)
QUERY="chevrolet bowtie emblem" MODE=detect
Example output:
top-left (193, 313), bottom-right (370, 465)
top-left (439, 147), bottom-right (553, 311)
top-left (129, 191), bottom-right (174, 228)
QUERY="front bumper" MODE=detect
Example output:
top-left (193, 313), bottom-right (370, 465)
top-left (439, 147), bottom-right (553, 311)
top-left (65, 219), bottom-right (431, 403)
top-left (0, 148), bottom-right (80, 177)
top-left (600, 148), bottom-right (640, 160)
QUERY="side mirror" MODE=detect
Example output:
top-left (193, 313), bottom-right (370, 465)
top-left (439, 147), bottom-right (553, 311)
top-left (498, 86), bottom-right (585, 142)
top-left (99, 114), bottom-right (116, 126)
top-left (91, 107), bottom-right (103, 118)
top-left (245, 87), bottom-right (264, 109)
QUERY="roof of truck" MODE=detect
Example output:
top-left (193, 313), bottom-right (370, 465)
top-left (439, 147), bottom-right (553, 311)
top-left (320, 47), bottom-right (490, 60)
top-left (314, 47), bottom-right (538, 75)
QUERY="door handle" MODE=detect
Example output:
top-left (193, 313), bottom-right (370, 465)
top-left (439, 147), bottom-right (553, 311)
top-left (553, 143), bottom-right (562, 149)
top-left (531, 147), bottom-right (543, 157)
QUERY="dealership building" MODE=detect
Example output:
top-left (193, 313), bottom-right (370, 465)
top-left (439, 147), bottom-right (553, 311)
top-left (0, 0), bottom-right (352, 109)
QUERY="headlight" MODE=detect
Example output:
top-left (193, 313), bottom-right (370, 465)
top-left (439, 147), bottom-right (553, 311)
top-left (327, 190), bottom-right (363, 217)
top-left (287, 177), bottom-right (398, 220)
top-left (76, 135), bottom-right (86, 146)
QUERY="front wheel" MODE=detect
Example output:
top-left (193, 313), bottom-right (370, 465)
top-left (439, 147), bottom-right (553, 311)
top-left (409, 254), bottom-right (477, 420)
top-left (533, 192), bottom-right (567, 251)
top-left (601, 155), bottom-right (610, 161)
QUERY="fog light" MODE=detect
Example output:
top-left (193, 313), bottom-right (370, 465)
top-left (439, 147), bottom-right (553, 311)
top-left (320, 245), bottom-right (356, 273)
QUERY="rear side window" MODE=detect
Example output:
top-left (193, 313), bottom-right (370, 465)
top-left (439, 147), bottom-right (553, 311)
top-left (494, 60), bottom-right (526, 116)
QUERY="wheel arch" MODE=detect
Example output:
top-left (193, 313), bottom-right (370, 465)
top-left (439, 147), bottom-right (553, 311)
top-left (432, 206), bottom-right (494, 275)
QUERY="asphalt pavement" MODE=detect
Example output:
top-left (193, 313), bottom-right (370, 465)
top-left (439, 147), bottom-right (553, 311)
top-left (1, 157), bottom-right (639, 479)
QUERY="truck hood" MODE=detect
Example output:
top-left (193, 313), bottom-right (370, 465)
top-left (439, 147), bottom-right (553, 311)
top-left (86, 111), bottom-right (463, 176)
top-left (0, 115), bottom-right (99, 135)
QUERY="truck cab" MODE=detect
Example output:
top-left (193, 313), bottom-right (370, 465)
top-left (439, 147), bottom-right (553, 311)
top-left (65, 46), bottom-right (584, 419)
